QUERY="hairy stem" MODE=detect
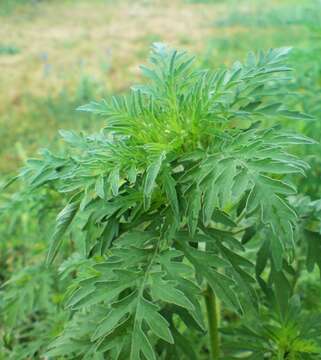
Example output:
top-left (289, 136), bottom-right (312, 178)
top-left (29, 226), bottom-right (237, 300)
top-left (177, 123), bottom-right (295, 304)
top-left (205, 285), bottom-right (220, 360)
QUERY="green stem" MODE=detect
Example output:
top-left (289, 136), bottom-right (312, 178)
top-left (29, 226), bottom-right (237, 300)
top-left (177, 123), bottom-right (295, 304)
top-left (205, 285), bottom-right (220, 360)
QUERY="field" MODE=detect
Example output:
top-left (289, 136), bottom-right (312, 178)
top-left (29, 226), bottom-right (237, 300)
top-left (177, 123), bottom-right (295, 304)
top-left (0, 0), bottom-right (314, 174)
top-left (0, 0), bottom-right (321, 359)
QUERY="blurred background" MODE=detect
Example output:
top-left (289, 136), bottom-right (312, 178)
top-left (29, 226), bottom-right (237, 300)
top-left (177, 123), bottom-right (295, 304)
top-left (0, 0), bottom-right (320, 176)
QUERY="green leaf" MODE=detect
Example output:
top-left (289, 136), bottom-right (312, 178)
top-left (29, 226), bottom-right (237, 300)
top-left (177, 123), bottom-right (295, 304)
top-left (109, 168), bottom-right (120, 196)
top-left (77, 100), bottom-right (109, 115)
top-left (92, 292), bottom-right (136, 341)
top-left (150, 275), bottom-right (194, 311)
top-left (187, 187), bottom-right (202, 236)
top-left (306, 230), bottom-right (321, 273)
top-left (144, 152), bottom-right (166, 209)
top-left (46, 201), bottom-right (79, 264)
top-left (278, 110), bottom-right (314, 120)
top-left (95, 175), bottom-right (106, 199)
top-left (162, 168), bottom-right (179, 217)
top-left (139, 298), bottom-right (174, 344)
top-left (131, 326), bottom-right (156, 360)
top-left (177, 240), bottom-right (241, 313)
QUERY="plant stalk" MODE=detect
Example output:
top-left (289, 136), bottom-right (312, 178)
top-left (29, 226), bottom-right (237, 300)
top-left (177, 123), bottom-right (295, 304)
top-left (205, 285), bottom-right (220, 360)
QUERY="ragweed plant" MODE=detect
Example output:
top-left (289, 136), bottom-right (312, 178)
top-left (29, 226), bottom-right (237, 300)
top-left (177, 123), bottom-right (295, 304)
top-left (1, 44), bottom-right (316, 359)
top-left (222, 194), bottom-right (321, 360)
top-left (222, 293), bottom-right (321, 359)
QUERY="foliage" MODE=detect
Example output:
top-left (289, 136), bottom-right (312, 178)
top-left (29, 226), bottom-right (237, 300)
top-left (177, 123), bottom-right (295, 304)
top-left (0, 262), bottom-right (67, 359)
top-left (205, 0), bottom-right (321, 200)
top-left (1, 42), bottom-right (320, 359)
top-left (222, 192), bottom-right (321, 359)
top-left (223, 293), bottom-right (321, 359)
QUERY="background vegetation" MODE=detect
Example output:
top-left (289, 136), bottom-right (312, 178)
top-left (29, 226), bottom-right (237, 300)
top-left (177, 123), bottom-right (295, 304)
top-left (0, 0), bottom-right (320, 359)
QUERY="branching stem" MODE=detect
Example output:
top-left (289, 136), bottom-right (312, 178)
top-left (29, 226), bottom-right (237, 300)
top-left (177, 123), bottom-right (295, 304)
top-left (205, 285), bottom-right (220, 360)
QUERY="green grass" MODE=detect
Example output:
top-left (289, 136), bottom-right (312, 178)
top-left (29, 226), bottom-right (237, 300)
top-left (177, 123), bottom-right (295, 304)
top-left (0, 0), bottom-right (319, 176)
top-left (0, 74), bottom-right (107, 174)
